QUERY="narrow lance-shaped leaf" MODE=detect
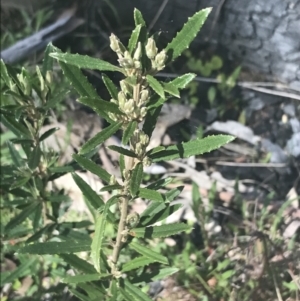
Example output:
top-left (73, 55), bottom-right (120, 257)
top-left (0, 59), bottom-right (14, 88)
top-left (140, 203), bottom-right (183, 227)
top-left (1, 115), bottom-right (31, 138)
top-left (42, 43), bottom-right (55, 75)
top-left (170, 73), bottom-right (196, 89)
top-left (50, 52), bottom-right (123, 73)
top-left (128, 24), bottom-right (142, 53)
top-left (91, 195), bottom-right (119, 273)
top-left (102, 74), bottom-right (118, 99)
top-left (165, 8), bottom-right (212, 63)
top-left (40, 127), bottom-right (59, 142)
top-left (142, 103), bottom-right (163, 138)
top-left (129, 223), bottom-right (191, 239)
top-left (0, 257), bottom-right (37, 286)
top-left (162, 82), bottom-right (180, 98)
top-left (123, 279), bottom-right (153, 301)
top-left (49, 45), bottom-right (99, 98)
top-left (130, 162), bottom-right (143, 196)
top-left (5, 202), bottom-right (38, 231)
top-left (72, 154), bottom-right (111, 183)
top-left (134, 8), bottom-right (146, 27)
top-left (28, 145), bottom-right (41, 170)
top-left (129, 241), bottom-right (169, 264)
top-left (79, 121), bottom-right (123, 155)
top-left (148, 135), bottom-right (235, 162)
top-left (122, 120), bottom-right (137, 145)
top-left (108, 145), bottom-right (137, 158)
top-left (7, 141), bottom-right (23, 168)
top-left (77, 96), bottom-right (123, 118)
top-left (131, 267), bottom-right (179, 284)
top-left (19, 240), bottom-right (92, 254)
top-left (72, 172), bottom-right (105, 211)
top-left (146, 75), bottom-right (165, 100)
top-left (63, 273), bottom-right (110, 284)
top-left (138, 188), bottom-right (165, 202)
top-left (121, 256), bottom-right (155, 273)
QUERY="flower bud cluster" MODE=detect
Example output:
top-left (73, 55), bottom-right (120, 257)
top-left (110, 34), bottom-right (143, 77)
top-left (145, 38), bottom-right (168, 72)
top-left (130, 129), bottom-right (149, 157)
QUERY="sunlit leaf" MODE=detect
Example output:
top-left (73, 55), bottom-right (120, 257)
top-left (165, 8), bottom-right (211, 63)
top-left (129, 241), bottom-right (168, 264)
top-left (170, 73), bottom-right (196, 89)
top-left (91, 196), bottom-right (118, 273)
top-left (146, 75), bottom-right (165, 99)
top-left (19, 240), bottom-right (92, 254)
top-left (148, 135), bottom-right (235, 162)
top-left (63, 273), bottom-right (110, 284)
top-left (79, 122), bottom-right (123, 155)
top-left (122, 120), bottom-right (137, 145)
top-left (130, 162), bottom-right (143, 196)
top-left (50, 52), bottom-right (123, 73)
top-left (102, 74), bottom-right (118, 99)
top-left (107, 145), bottom-right (137, 158)
top-left (129, 223), bottom-right (191, 239)
top-left (121, 256), bottom-right (155, 273)
top-left (73, 154), bottom-right (111, 183)
top-left (128, 24), bottom-right (142, 53)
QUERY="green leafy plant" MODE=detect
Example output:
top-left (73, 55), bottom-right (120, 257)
top-left (1, 8), bottom-right (237, 300)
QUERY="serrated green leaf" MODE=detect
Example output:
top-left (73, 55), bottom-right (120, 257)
top-left (26, 223), bottom-right (55, 243)
top-left (165, 186), bottom-right (184, 202)
top-left (91, 196), bottom-right (118, 273)
top-left (148, 135), bottom-right (235, 162)
top-left (138, 188), bottom-right (165, 202)
top-left (129, 223), bottom-right (191, 239)
top-left (134, 8), bottom-right (146, 27)
top-left (50, 52), bottom-right (123, 73)
top-left (146, 177), bottom-right (173, 190)
top-left (1, 115), bottom-right (31, 138)
top-left (60, 254), bottom-right (97, 274)
top-left (0, 59), bottom-right (14, 88)
top-left (165, 8), bottom-right (211, 63)
top-left (7, 141), bottom-right (23, 167)
top-left (5, 202), bottom-right (38, 231)
top-left (129, 241), bottom-right (169, 264)
top-left (10, 177), bottom-right (31, 190)
top-left (28, 145), bottom-right (41, 170)
top-left (33, 202), bottom-right (42, 230)
top-left (63, 273), bottom-right (110, 284)
top-left (122, 120), bottom-right (137, 145)
top-left (140, 203), bottom-right (182, 227)
top-left (20, 240), bottom-right (91, 254)
top-left (121, 256), bottom-right (155, 273)
top-left (119, 154), bottom-right (125, 177)
top-left (131, 267), bottom-right (179, 284)
top-left (79, 121), bottom-right (123, 155)
top-left (73, 154), bottom-right (111, 183)
top-left (0, 257), bottom-right (36, 286)
top-left (40, 127), bottom-right (59, 141)
top-left (162, 82), bottom-right (180, 97)
top-left (107, 145), bottom-right (137, 158)
top-left (119, 287), bottom-right (134, 301)
top-left (69, 289), bottom-right (95, 301)
top-left (72, 172), bottom-right (105, 210)
top-left (130, 162), bottom-right (143, 196)
top-left (123, 279), bottom-right (153, 301)
top-left (102, 74), bottom-right (118, 100)
top-left (77, 97), bottom-right (123, 120)
top-left (128, 24), bottom-right (142, 53)
top-left (146, 75), bottom-right (165, 99)
top-left (100, 184), bottom-right (122, 192)
top-left (170, 73), bottom-right (196, 89)
top-left (42, 43), bottom-right (55, 75)
top-left (143, 97), bottom-right (163, 138)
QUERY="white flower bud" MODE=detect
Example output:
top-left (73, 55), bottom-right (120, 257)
top-left (155, 50), bottom-right (167, 68)
top-left (145, 37), bottom-right (157, 59)
top-left (133, 42), bottom-right (142, 60)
